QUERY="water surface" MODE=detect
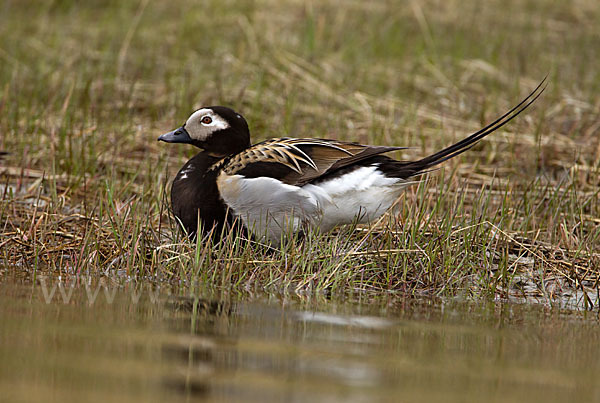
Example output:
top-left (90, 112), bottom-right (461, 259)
top-left (1, 275), bottom-right (599, 402)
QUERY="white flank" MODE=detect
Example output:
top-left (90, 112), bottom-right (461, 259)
top-left (217, 165), bottom-right (408, 243)
top-left (217, 172), bottom-right (332, 243)
top-left (308, 166), bottom-right (407, 231)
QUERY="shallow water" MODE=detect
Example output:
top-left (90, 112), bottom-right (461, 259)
top-left (1, 275), bottom-right (599, 403)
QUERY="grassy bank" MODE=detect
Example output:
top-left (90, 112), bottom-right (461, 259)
top-left (1, 0), bottom-right (599, 306)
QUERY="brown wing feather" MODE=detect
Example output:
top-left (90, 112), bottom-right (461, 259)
top-left (211, 138), bottom-right (403, 186)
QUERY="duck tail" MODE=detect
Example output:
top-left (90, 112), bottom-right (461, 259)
top-left (402, 76), bottom-right (547, 176)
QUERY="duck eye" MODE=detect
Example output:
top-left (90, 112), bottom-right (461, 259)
top-left (201, 116), bottom-right (212, 124)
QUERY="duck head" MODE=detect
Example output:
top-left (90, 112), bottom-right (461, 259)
top-left (158, 106), bottom-right (251, 156)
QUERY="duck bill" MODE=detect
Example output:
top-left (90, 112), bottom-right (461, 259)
top-left (157, 126), bottom-right (193, 143)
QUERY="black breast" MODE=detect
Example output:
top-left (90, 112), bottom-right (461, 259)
top-left (170, 153), bottom-right (229, 239)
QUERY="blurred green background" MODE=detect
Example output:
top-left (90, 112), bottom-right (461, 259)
top-left (2, 0), bottom-right (596, 175)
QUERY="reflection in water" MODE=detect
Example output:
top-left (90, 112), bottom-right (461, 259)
top-left (161, 296), bottom-right (234, 399)
top-left (1, 275), bottom-right (599, 403)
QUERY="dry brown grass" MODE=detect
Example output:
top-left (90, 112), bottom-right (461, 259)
top-left (1, 0), bottom-right (599, 308)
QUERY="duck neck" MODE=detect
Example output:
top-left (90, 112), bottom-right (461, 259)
top-left (171, 152), bottom-right (230, 238)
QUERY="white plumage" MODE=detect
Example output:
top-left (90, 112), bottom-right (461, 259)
top-left (217, 165), bottom-right (407, 243)
top-left (311, 165), bottom-right (407, 232)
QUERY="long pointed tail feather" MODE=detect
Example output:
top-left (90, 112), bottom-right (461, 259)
top-left (407, 76), bottom-right (547, 174)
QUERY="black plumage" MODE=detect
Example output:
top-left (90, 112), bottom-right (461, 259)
top-left (170, 154), bottom-right (227, 238)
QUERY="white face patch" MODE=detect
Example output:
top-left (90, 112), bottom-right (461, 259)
top-left (184, 108), bottom-right (230, 141)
